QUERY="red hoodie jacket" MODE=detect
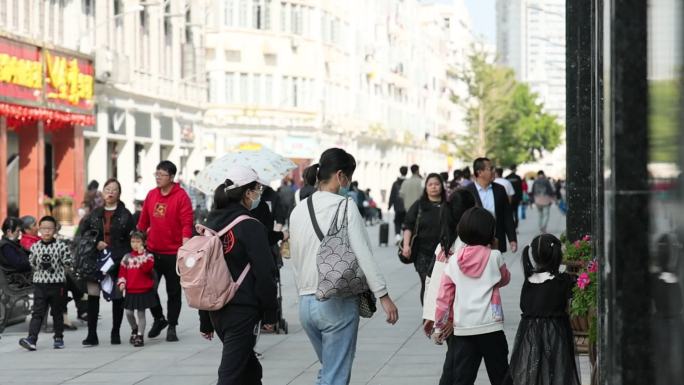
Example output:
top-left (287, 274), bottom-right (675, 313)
top-left (117, 250), bottom-right (155, 294)
top-left (20, 233), bottom-right (41, 251)
top-left (137, 183), bottom-right (194, 255)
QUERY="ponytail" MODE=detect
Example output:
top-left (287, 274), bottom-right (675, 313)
top-left (303, 163), bottom-right (319, 186)
top-left (522, 245), bottom-right (535, 278)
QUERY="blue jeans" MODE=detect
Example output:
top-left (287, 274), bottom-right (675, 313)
top-left (299, 295), bottom-right (360, 385)
top-left (537, 204), bottom-right (551, 232)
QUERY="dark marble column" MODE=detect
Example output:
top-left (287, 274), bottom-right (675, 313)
top-left (566, 0), bottom-right (593, 242)
top-left (602, 0), bottom-right (653, 383)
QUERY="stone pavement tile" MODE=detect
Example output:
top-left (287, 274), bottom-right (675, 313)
top-left (0, 368), bottom-right (86, 383)
top-left (61, 371), bottom-right (150, 384)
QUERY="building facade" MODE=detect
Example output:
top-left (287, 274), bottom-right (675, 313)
top-left (0, 0), bottom-right (208, 222)
top-left (496, 0), bottom-right (566, 123)
top-left (204, 0), bottom-right (471, 203)
top-left (0, 0), bottom-right (95, 222)
top-left (87, 0), bottom-right (207, 209)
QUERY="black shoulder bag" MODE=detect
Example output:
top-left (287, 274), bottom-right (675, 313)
top-left (397, 204), bottom-right (422, 264)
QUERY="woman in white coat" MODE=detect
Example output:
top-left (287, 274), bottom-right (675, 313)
top-left (289, 148), bottom-right (399, 385)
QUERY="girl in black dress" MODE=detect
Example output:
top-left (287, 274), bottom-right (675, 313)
top-left (506, 234), bottom-right (581, 385)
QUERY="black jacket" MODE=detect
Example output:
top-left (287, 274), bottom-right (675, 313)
top-left (505, 172), bottom-right (524, 203)
top-left (403, 198), bottom-right (443, 258)
top-left (199, 203), bottom-right (278, 333)
top-left (0, 237), bottom-right (31, 272)
top-left (388, 177), bottom-right (406, 212)
top-left (465, 182), bottom-right (517, 252)
top-left (77, 201), bottom-right (135, 275)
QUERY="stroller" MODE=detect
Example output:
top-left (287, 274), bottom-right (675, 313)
top-left (272, 244), bottom-right (289, 334)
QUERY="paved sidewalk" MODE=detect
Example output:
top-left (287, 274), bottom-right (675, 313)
top-left (1, 204), bottom-right (589, 385)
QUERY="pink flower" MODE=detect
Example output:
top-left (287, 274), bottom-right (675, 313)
top-left (577, 273), bottom-right (591, 289)
top-left (582, 235), bottom-right (591, 242)
top-left (574, 240), bottom-right (581, 248)
top-left (588, 260), bottom-right (598, 273)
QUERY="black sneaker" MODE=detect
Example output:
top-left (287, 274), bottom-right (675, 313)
top-left (54, 338), bottom-right (65, 349)
top-left (129, 328), bottom-right (138, 345)
top-left (111, 331), bottom-right (121, 345)
top-left (166, 326), bottom-right (179, 342)
top-left (19, 337), bottom-right (36, 351)
top-left (148, 318), bottom-right (168, 338)
top-left (81, 335), bottom-right (99, 347)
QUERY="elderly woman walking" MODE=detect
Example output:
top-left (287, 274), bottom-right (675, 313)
top-left (289, 148), bottom-right (399, 385)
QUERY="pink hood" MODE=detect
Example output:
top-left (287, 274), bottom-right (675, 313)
top-left (457, 245), bottom-right (492, 278)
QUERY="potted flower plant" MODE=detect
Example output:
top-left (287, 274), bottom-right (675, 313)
top-left (570, 257), bottom-right (599, 384)
top-left (563, 234), bottom-right (592, 274)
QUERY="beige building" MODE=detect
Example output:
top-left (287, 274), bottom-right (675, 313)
top-left (204, 0), bottom-right (471, 203)
top-left (83, 0), bottom-right (208, 208)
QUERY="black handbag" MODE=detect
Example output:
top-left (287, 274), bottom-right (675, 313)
top-left (358, 290), bottom-right (377, 318)
top-left (398, 205), bottom-right (421, 264)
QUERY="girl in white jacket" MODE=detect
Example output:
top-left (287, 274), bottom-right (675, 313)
top-left (433, 207), bottom-right (511, 385)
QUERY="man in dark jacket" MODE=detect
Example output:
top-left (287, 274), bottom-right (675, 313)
top-left (465, 158), bottom-right (517, 253)
top-left (388, 166), bottom-right (408, 242)
top-left (505, 165), bottom-right (524, 228)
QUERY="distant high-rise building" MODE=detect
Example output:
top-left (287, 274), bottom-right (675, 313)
top-left (496, 0), bottom-right (565, 124)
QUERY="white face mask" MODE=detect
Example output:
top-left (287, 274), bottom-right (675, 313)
top-left (78, 208), bottom-right (87, 218)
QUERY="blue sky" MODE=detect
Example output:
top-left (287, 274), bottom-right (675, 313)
top-left (464, 0), bottom-right (496, 44)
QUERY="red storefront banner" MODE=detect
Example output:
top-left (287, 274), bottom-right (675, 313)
top-left (0, 36), bottom-right (94, 127)
top-left (0, 37), bottom-right (43, 105)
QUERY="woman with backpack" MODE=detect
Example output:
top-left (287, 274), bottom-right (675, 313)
top-left (289, 148), bottom-right (399, 385)
top-left (198, 165), bottom-right (278, 385)
top-left (77, 178), bottom-right (135, 346)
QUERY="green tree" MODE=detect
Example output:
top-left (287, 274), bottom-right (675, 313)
top-left (452, 48), bottom-right (563, 166)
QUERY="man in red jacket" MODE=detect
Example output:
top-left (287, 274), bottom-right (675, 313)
top-left (138, 160), bottom-right (194, 342)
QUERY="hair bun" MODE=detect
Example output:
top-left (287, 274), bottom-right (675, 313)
top-left (224, 179), bottom-right (234, 187)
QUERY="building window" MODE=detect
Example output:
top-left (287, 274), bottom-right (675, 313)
top-left (290, 4), bottom-right (301, 35)
top-left (279, 2), bottom-right (287, 32)
top-left (252, 74), bottom-right (261, 104)
top-left (264, 53), bottom-right (277, 65)
top-left (281, 76), bottom-right (289, 106)
top-left (11, 0), bottom-right (18, 29)
top-left (225, 49), bottom-right (241, 62)
top-left (264, 0), bottom-right (271, 29)
top-left (224, 0), bottom-right (234, 26)
top-left (164, 2), bottom-right (171, 42)
top-left (238, 0), bottom-right (247, 28)
top-left (264, 74), bottom-right (273, 105)
top-left (225, 72), bottom-right (235, 103)
top-left (292, 76), bottom-right (298, 107)
top-left (239, 73), bottom-right (248, 103)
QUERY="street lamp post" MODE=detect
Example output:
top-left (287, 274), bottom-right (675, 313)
top-left (78, 5), bottom-right (144, 53)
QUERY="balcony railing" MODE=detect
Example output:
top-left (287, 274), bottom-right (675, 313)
top-left (128, 70), bottom-right (207, 106)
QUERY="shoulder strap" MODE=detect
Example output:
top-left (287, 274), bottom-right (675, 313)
top-left (307, 197), bottom-right (325, 241)
top-left (195, 215), bottom-right (256, 238)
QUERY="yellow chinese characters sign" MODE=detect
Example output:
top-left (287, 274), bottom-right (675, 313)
top-left (0, 53), bottom-right (42, 90)
top-left (45, 51), bottom-right (94, 109)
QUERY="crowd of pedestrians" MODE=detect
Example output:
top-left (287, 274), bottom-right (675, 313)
top-left (0, 149), bottom-right (577, 385)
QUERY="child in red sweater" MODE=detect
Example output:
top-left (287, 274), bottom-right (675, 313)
top-left (117, 231), bottom-right (158, 347)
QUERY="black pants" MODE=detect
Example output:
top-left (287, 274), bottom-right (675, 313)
top-left (394, 211), bottom-right (406, 235)
top-left (439, 331), bottom-right (509, 385)
top-left (210, 305), bottom-right (263, 385)
top-left (29, 284), bottom-right (66, 340)
top-left (418, 271), bottom-right (427, 306)
top-left (149, 253), bottom-right (182, 326)
top-left (511, 201), bottom-right (520, 229)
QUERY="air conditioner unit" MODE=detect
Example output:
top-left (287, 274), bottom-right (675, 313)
top-left (115, 54), bottom-right (131, 84)
top-left (95, 49), bottom-right (115, 83)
